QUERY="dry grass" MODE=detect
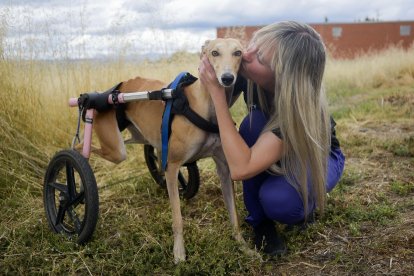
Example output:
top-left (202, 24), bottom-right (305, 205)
top-left (325, 44), bottom-right (414, 90)
top-left (1, 37), bottom-right (413, 274)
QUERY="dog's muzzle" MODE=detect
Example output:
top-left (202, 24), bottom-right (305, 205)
top-left (221, 73), bottom-right (235, 87)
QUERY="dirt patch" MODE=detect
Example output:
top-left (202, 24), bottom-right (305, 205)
top-left (357, 121), bottom-right (414, 138)
top-left (384, 94), bottom-right (414, 106)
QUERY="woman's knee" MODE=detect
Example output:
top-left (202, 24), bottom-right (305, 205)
top-left (259, 178), bottom-right (308, 225)
top-left (326, 148), bottom-right (346, 192)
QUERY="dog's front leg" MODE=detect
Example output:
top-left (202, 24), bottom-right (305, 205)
top-left (164, 162), bottom-right (186, 263)
top-left (213, 148), bottom-right (263, 260)
top-left (212, 149), bottom-right (243, 243)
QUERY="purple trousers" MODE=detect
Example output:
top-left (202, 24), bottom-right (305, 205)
top-left (239, 110), bottom-right (345, 226)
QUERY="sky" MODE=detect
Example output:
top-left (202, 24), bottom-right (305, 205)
top-left (1, 0), bottom-right (413, 60)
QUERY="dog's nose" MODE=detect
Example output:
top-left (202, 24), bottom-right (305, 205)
top-left (221, 73), bottom-right (235, 86)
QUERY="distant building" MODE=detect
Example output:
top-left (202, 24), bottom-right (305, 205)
top-left (217, 21), bottom-right (414, 58)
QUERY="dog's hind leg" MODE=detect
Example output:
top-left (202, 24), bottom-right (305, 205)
top-left (74, 141), bottom-right (100, 153)
top-left (124, 125), bottom-right (148, 144)
top-left (93, 110), bottom-right (127, 164)
top-left (164, 162), bottom-right (186, 263)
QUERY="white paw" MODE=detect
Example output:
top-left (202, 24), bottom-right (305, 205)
top-left (173, 240), bottom-right (186, 263)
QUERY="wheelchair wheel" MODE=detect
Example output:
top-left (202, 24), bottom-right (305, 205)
top-left (144, 144), bottom-right (200, 199)
top-left (43, 149), bottom-right (99, 244)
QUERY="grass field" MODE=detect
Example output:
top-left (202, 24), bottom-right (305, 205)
top-left (0, 43), bottom-right (413, 275)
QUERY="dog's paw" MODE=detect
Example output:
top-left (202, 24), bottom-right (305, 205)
top-left (245, 246), bottom-right (263, 262)
top-left (173, 239), bottom-right (186, 263)
top-left (173, 250), bottom-right (186, 264)
top-left (234, 231), bottom-right (245, 243)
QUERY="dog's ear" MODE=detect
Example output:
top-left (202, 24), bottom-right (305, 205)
top-left (200, 40), bottom-right (211, 58)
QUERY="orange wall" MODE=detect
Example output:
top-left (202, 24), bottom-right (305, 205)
top-left (217, 21), bottom-right (414, 58)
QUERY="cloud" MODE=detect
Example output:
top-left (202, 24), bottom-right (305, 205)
top-left (1, 0), bottom-right (413, 59)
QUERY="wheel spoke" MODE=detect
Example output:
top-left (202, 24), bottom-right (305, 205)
top-left (47, 182), bottom-right (68, 193)
top-left (55, 203), bottom-right (66, 227)
top-left (178, 171), bottom-right (187, 189)
top-left (66, 161), bottom-right (77, 199)
top-left (67, 207), bottom-right (82, 233)
top-left (69, 191), bottom-right (85, 207)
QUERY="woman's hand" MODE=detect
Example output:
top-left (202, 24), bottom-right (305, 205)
top-left (198, 55), bottom-right (226, 102)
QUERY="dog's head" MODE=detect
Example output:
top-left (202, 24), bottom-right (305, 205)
top-left (201, 38), bottom-right (243, 87)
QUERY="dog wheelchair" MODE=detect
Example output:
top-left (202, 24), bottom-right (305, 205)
top-left (43, 73), bottom-right (209, 244)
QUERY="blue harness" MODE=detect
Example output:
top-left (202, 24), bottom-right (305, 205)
top-left (161, 72), bottom-right (197, 171)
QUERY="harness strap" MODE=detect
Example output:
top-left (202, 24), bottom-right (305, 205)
top-left (161, 100), bottom-right (173, 171)
top-left (171, 91), bottom-right (219, 133)
top-left (179, 108), bottom-right (219, 133)
top-left (161, 72), bottom-right (190, 171)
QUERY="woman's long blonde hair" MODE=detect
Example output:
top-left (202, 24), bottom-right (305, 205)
top-left (247, 21), bottom-right (331, 216)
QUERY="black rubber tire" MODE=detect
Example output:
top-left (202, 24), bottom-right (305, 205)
top-left (43, 149), bottom-right (99, 244)
top-left (144, 144), bottom-right (200, 199)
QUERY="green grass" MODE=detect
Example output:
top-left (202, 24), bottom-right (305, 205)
top-left (1, 44), bottom-right (414, 274)
top-left (390, 181), bottom-right (414, 196)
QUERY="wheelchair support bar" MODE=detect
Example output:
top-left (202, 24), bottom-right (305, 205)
top-left (68, 88), bottom-right (174, 108)
top-left (116, 88), bottom-right (174, 103)
top-left (82, 109), bottom-right (94, 158)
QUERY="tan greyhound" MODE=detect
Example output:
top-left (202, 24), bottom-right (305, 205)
top-left (85, 38), bottom-right (245, 263)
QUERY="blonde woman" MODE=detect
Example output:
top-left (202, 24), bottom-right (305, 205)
top-left (199, 21), bottom-right (345, 255)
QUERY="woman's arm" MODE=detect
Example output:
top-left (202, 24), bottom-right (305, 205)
top-left (199, 56), bottom-right (283, 180)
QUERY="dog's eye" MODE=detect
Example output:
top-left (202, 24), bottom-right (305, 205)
top-left (234, 50), bottom-right (242, 57)
top-left (211, 50), bottom-right (219, 57)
